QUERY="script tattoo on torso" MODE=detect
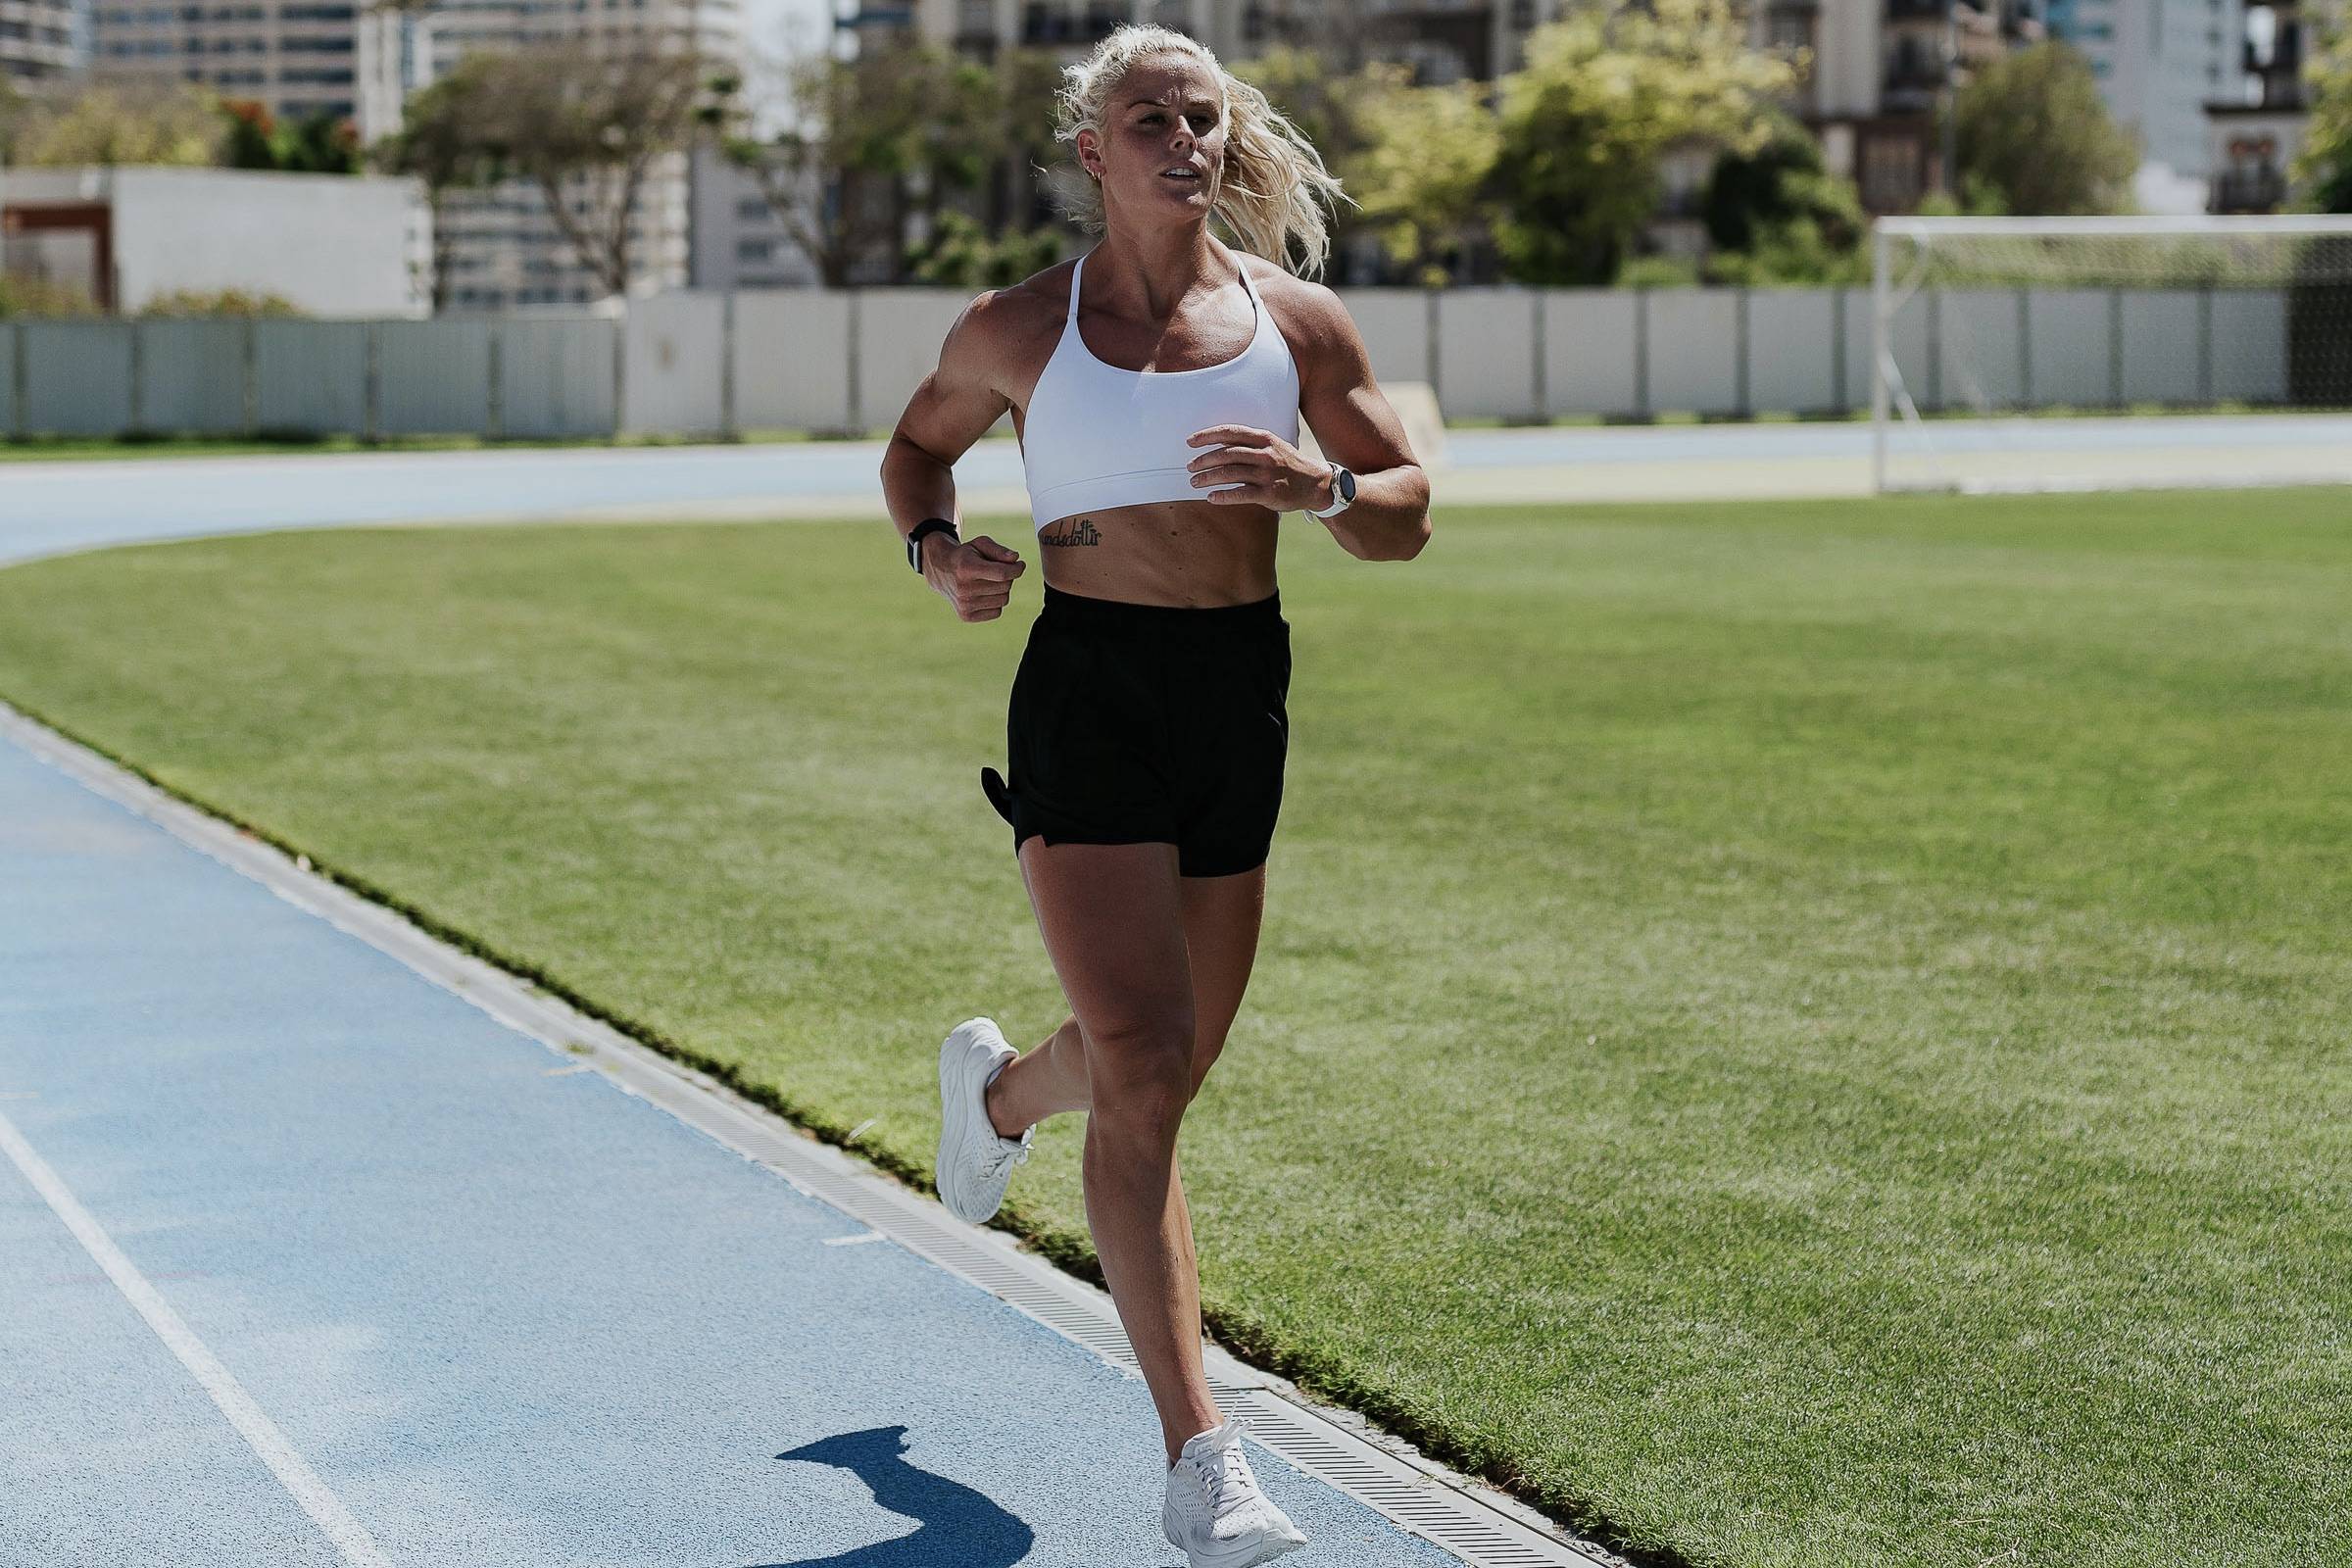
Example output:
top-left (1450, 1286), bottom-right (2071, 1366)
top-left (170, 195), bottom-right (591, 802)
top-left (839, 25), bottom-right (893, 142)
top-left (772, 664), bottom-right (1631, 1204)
top-left (1041, 517), bottom-right (1102, 548)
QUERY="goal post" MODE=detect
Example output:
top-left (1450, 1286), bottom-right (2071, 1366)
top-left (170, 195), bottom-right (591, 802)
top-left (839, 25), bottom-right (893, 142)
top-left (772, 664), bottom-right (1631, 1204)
top-left (1869, 214), bottom-right (2352, 495)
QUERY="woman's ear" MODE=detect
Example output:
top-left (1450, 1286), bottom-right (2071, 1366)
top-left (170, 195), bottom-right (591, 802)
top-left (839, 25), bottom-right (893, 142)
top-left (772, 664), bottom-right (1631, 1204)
top-left (1075, 125), bottom-right (1102, 180)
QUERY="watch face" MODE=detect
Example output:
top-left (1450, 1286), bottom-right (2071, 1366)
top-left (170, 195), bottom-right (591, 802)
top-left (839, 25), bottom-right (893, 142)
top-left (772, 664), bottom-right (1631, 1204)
top-left (1338, 467), bottom-right (1357, 503)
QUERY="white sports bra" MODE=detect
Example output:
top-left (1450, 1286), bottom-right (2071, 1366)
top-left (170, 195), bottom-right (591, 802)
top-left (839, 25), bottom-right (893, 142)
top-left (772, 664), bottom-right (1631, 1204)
top-left (1021, 247), bottom-right (1301, 532)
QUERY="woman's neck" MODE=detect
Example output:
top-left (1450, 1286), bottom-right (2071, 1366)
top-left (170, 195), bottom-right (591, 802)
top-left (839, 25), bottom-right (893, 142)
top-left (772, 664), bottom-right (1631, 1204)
top-left (1088, 223), bottom-right (1230, 320)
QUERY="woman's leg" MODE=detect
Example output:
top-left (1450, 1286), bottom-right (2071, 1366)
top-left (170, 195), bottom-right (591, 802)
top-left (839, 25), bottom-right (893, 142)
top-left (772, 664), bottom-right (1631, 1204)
top-left (985, 858), bottom-right (1268, 1127)
top-left (1007, 835), bottom-right (1230, 1466)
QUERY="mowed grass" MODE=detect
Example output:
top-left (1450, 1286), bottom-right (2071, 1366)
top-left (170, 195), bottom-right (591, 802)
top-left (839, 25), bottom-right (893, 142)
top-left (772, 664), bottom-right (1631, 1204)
top-left (1, 493), bottom-right (2346, 1568)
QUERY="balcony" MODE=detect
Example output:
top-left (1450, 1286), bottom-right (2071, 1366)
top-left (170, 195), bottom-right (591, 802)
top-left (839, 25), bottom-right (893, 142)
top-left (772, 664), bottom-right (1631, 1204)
top-left (2212, 166), bottom-right (2288, 215)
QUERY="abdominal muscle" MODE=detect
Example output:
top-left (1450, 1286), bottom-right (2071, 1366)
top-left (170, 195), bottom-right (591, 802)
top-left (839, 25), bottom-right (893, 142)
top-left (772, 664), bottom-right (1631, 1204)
top-left (1034, 500), bottom-right (1280, 608)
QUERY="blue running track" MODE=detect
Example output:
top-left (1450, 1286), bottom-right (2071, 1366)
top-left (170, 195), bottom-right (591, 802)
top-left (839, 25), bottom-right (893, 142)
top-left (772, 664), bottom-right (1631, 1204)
top-left (0, 734), bottom-right (1459, 1566)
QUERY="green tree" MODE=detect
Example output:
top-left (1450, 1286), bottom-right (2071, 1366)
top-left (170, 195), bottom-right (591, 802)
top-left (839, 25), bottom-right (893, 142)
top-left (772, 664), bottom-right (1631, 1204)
top-left (1950, 41), bottom-right (2136, 215)
top-left (906, 210), bottom-right (1062, 287)
top-left (2291, 14), bottom-right (2352, 212)
top-left (1348, 72), bottom-right (1497, 285)
top-left (5, 79), bottom-right (227, 167)
top-left (471, 40), bottom-right (739, 298)
top-left (725, 38), bottom-right (955, 286)
top-left (1490, 0), bottom-right (1796, 285)
top-left (370, 57), bottom-right (514, 313)
top-left (1700, 107), bottom-right (1867, 284)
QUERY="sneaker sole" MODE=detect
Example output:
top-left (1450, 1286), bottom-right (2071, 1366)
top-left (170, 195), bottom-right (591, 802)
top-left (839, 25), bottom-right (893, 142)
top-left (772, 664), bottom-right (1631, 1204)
top-left (935, 1017), bottom-right (1010, 1223)
top-left (1164, 1494), bottom-right (1309, 1568)
top-left (1171, 1526), bottom-right (1309, 1568)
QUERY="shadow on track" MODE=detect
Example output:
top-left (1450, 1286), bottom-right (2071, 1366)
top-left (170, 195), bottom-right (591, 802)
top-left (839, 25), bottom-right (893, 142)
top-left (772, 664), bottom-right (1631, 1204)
top-left (763, 1424), bottom-right (1036, 1567)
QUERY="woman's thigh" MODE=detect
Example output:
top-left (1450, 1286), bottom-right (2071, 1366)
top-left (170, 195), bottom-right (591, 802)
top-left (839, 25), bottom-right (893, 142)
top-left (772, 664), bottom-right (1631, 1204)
top-left (1018, 839), bottom-right (1197, 1096)
top-left (1178, 862), bottom-right (1267, 1093)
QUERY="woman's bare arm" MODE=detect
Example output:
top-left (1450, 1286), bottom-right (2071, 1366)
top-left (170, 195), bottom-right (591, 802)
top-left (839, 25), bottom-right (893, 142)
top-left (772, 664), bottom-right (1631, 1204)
top-left (1185, 273), bottom-right (1432, 562)
top-left (879, 291), bottom-right (1031, 619)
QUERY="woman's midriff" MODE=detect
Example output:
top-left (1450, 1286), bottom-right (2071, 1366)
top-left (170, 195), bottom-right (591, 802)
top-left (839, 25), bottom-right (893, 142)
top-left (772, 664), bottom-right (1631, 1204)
top-left (1032, 498), bottom-right (1280, 609)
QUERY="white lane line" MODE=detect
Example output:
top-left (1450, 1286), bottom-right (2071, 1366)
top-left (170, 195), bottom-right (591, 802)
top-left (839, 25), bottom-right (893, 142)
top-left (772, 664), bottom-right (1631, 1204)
top-left (0, 1106), bottom-right (395, 1568)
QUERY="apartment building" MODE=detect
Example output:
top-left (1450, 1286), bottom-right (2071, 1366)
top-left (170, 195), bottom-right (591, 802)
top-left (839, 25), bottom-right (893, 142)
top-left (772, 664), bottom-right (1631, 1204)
top-left (870, 0), bottom-right (1569, 84)
top-left (2048, 0), bottom-right (2246, 208)
top-left (89, 0), bottom-right (427, 144)
top-left (1755, 0), bottom-right (2042, 213)
top-left (0, 0), bottom-right (78, 86)
top-left (2205, 0), bottom-right (2343, 211)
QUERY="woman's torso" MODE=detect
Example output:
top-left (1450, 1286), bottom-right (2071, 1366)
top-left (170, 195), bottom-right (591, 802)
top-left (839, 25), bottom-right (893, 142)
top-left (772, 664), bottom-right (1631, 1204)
top-left (1001, 247), bottom-right (1300, 609)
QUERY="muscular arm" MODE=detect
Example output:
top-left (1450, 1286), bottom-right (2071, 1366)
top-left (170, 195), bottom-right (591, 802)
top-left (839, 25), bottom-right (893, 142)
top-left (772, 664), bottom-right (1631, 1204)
top-left (878, 291), bottom-right (1038, 619)
top-left (1286, 276), bottom-right (1432, 563)
top-left (1184, 270), bottom-right (1432, 561)
top-left (878, 290), bottom-right (1017, 567)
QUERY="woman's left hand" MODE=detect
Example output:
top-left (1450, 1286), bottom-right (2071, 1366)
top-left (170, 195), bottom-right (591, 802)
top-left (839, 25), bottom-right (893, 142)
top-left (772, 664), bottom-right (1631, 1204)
top-left (1186, 424), bottom-right (1331, 511)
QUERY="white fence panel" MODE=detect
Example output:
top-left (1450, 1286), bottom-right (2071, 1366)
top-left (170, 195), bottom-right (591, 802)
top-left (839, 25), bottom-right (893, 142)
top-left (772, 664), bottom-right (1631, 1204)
top-left (501, 318), bottom-right (616, 438)
top-left (2120, 290), bottom-right (2203, 406)
top-left (1646, 289), bottom-right (1741, 415)
top-left (1746, 289), bottom-right (1839, 414)
top-left (858, 289), bottom-right (970, 434)
top-left (1337, 289), bottom-right (1430, 390)
top-left (258, 320), bottom-right (367, 434)
top-left (1544, 290), bottom-right (1638, 416)
top-left (2212, 289), bottom-right (2289, 403)
top-left (136, 318), bottom-right (247, 435)
top-left (1937, 290), bottom-right (2025, 410)
top-left (378, 319), bottom-right (491, 435)
top-left (2025, 289), bottom-right (2113, 408)
top-left (1436, 289), bottom-right (1538, 418)
top-left (21, 322), bottom-right (133, 436)
top-left (0, 325), bottom-right (14, 433)
top-left (622, 291), bottom-right (725, 436)
top-left (735, 290), bottom-right (852, 431)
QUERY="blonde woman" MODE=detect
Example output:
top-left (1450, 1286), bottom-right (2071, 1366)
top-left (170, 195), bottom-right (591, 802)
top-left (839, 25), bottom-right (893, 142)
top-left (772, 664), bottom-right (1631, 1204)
top-left (881, 23), bottom-right (1430, 1564)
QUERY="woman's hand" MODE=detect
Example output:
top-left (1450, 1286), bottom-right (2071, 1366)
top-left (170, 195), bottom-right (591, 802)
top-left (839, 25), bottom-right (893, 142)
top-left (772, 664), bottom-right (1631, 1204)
top-left (923, 532), bottom-right (1026, 621)
top-left (1185, 424), bottom-right (1332, 512)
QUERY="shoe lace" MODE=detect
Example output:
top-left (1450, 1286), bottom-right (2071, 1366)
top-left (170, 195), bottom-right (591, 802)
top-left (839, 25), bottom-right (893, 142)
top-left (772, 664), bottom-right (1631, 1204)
top-left (1198, 1445), bottom-right (1253, 1515)
top-left (977, 1135), bottom-right (1031, 1179)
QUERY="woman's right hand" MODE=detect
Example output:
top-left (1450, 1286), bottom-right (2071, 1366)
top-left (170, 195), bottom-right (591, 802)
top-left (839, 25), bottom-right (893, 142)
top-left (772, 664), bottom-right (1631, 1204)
top-left (924, 534), bottom-right (1026, 622)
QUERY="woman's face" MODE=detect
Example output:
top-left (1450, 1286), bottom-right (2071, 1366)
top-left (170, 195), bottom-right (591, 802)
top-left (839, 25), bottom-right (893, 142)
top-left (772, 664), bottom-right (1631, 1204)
top-left (1078, 54), bottom-right (1227, 231)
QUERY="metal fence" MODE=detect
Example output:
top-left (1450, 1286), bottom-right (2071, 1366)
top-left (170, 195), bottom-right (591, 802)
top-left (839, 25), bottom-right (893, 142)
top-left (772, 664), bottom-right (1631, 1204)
top-left (0, 284), bottom-right (2302, 442)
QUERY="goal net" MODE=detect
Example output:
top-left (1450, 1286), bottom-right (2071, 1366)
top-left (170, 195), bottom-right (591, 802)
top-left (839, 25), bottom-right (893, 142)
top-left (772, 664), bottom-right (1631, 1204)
top-left (1870, 216), bottom-right (2352, 494)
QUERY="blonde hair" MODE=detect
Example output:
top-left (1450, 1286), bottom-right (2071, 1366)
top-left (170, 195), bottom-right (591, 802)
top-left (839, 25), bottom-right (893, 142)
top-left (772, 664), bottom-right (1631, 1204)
top-left (1051, 24), bottom-right (1348, 276)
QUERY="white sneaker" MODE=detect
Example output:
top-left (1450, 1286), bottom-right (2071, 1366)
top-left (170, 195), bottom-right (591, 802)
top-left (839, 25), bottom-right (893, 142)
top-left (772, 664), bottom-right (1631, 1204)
top-left (934, 1017), bottom-right (1033, 1223)
top-left (1162, 1419), bottom-right (1309, 1568)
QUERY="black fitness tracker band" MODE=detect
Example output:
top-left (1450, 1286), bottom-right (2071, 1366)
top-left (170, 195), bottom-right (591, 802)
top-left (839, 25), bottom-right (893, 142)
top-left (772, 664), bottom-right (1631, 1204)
top-left (906, 516), bottom-right (957, 573)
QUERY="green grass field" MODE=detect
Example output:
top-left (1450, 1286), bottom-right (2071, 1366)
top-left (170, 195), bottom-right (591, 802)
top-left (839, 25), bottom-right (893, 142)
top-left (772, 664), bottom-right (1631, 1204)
top-left (2, 493), bottom-right (2345, 1568)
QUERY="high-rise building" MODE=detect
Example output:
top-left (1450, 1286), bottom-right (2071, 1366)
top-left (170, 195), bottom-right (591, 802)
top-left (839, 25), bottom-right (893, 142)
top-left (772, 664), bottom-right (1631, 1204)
top-left (2047, 0), bottom-right (2247, 208)
top-left (89, 0), bottom-right (428, 145)
top-left (0, 0), bottom-right (77, 85)
top-left (863, 0), bottom-right (1570, 85)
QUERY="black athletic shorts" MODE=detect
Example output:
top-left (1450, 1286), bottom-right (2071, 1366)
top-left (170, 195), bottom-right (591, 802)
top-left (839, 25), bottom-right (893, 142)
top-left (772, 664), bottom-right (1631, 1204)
top-left (981, 582), bottom-right (1291, 878)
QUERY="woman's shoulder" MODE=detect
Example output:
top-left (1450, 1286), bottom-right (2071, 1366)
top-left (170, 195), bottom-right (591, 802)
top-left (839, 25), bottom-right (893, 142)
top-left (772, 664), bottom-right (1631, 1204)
top-left (939, 260), bottom-right (1077, 375)
top-left (1239, 251), bottom-right (1354, 362)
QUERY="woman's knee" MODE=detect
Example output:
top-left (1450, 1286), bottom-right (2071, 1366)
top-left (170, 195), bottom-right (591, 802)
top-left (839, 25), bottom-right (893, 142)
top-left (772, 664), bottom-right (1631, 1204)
top-left (1081, 1011), bottom-right (1197, 1135)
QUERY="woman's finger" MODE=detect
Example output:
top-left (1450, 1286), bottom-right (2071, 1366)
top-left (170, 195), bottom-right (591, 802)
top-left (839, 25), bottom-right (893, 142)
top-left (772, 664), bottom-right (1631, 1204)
top-left (1187, 424), bottom-right (1273, 450)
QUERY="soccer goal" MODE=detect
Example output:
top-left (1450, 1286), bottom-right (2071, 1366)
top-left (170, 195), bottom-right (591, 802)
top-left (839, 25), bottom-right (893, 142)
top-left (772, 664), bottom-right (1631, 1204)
top-left (1869, 215), bottom-right (2352, 494)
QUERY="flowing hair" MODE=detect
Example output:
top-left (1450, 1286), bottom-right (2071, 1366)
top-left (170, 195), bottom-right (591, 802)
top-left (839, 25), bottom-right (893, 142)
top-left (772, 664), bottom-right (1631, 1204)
top-left (1050, 24), bottom-right (1349, 276)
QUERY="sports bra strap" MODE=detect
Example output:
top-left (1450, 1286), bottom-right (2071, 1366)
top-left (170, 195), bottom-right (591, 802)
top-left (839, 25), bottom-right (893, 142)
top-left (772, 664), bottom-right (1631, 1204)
top-left (1066, 251), bottom-right (1086, 326)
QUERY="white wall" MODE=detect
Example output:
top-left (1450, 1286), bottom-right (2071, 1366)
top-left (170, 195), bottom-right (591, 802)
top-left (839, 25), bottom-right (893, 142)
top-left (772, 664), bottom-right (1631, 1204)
top-left (26, 167), bottom-right (431, 318)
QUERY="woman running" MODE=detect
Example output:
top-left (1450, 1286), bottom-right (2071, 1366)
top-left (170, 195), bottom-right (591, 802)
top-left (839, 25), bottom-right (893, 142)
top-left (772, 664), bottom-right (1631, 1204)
top-left (879, 23), bottom-right (1430, 1564)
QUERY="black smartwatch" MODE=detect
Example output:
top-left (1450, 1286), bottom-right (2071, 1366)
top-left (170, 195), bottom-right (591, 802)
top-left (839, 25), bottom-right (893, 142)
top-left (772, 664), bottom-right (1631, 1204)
top-left (906, 516), bottom-right (957, 573)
